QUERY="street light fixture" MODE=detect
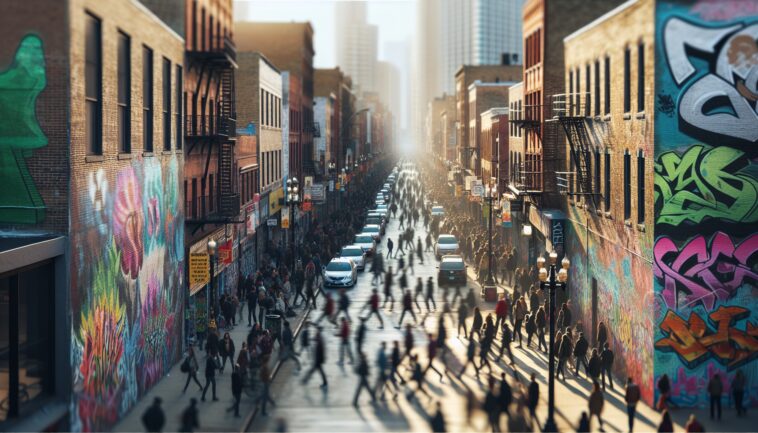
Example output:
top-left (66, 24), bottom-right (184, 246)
top-left (286, 178), bottom-right (301, 268)
top-left (328, 160), bottom-right (336, 216)
top-left (207, 238), bottom-right (218, 322)
top-left (482, 183), bottom-right (498, 301)
top-left (537, 250), bottom-right (570, 433)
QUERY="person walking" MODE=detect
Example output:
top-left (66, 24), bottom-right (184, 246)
top-left (535, 306), bottom-right (547, 353)
top-left (226, 365), bottom-right (243, 417)
top-left (353, 352), bottom-right (375, 406)
top-left (388, 340), bottom-right (403, 394)
top-left (573, 332), bottom-right (590, 377)
top-left (141, 397), bottom-right (165, 432)
top-left (302, 328), bottom-right (328, 388)
top-left (684, 414), bottom-right (705, 432)
top-left (527, 373), bottom-right (539, 422)
top-left (657, 409), bottom-right (674, 433)
top-left (500, 322), bottom-right (514, 365)
top-left (398, 289), bottom-right (418, 326)
top-left (247, 286), bottom-right (258, 325)
top-left (470, 307), bottom-right (483, 340)
top-left (600, 342), bottom-right (615, 390)
top-left (732, 369), bottom-right (746, 416)
top-left (430, 401), bottom-right (446, 432)
top-left (484, 377), bottom-right (501, 432)
top-left (597, 321), bottom-right (608, 350)
top-left (423, 333), bottom-right (445, 381)
top-left (498, 372), bottom-right (513, 418)
top-left (406, 354), bottom-right (432, 401)
top-left (182, 347), bottom-right (203, 393)
top-left (315, 293), bottom-right (336, 326)
top-left (524, 313), bottom-right (536, 348)
top-left (256, 362), bottom-right (276, 416)
top-left (457, 300), bottom-right (469, 338)
top-left (514, 297), bottom-right (526, 348)
top-left (588, 381), bottom-right (605, 429)
top-left (336, 317), bottom-right (355, 365)
top-left (355, 317), bottom-right (368, 354)
top-left (588, 348), bottom-right (602, 385)
top-left (414, 277), bottom-right (424, 310)
top-left (386, 237), bottom-right (394, 258)
top-left (425, 277), bottom-right (437, 311)
top-left (383, 267), bottom-right (395, 311)
top-left (374, 342), bottom-right (391, 400)
top-left (708, 373), bottom-right (723, 420)
top-left (459, 338), bottom-right (480, 378)
top-left (557, 333), bottom-right (572, 380)
top-left (625, 376), bottom-right (641, 432)
top-left (396, 234), bottom-right (405, 257)
top-left (337, 288), bottom-right (352, 322)
top-left (279, 320), bottom-right (301, 371)
top-left (577, 412), bottom-right (590, 432)
top-left (201, 353), bottom-right (218, 401)
top-left (219, 332), bottom-right (235, 373)
top-left (494, 294), bottom-right (508, 330)
top-left (364, 289), bottom-right (385, 328)
top-left (179, 398), bottom-right (199, 433)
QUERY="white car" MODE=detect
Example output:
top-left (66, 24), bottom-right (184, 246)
top-left (340, 245), bottom-right (366, 271)
top-left (354, 234), bottom-right (377, 255)
top-left (362, 224), bottom-right (382, 240)
top-left (431, 205), bottom-right (445, 217)
top-left (435, 234), bottom-right (460, 259)
top-left (375, 204), bottom-right (389, 218)
top-left (375, 193), bottom-right (385, 204)
top-left (323, 258), bottom-right (357, 288)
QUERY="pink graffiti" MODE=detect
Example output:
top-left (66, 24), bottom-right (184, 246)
top-left (113, 167), bottom-right (144, 279)
top-left (693, 0), bottom-right (758, 21)
top-left (654, 232), bottom-right (758, 310)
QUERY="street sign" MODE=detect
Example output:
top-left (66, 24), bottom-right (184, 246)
top-left (189, 253), bottom-right (210, 288)
top-left (472, 183), bottom-right (484, 197)
top-left (267, 218), bottom-right (277, 227)
top-left (305, 184), bottom-right (326, 202)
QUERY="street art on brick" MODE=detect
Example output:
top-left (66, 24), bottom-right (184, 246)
top-left (70, 157), bottom-right (184, 431)
top-left (654, 1), bottom-right (758, 408)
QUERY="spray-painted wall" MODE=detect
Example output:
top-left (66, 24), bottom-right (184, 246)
top-left (654, 0), bottom-right (758, 408)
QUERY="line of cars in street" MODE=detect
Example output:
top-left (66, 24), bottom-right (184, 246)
top-left (322, 169), bottom-right (398, 288)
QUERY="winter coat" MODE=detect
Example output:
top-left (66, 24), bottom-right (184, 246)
top-left (588, 388), bottom-right (604, 415)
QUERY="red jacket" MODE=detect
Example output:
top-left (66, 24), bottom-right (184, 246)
top-left (496, 299), bottom-right (509, 318)
top-left (339, 321), bottom-right (350, 340)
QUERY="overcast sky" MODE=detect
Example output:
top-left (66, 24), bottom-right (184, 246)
top-left (234, 0), bottom-right (415, 68)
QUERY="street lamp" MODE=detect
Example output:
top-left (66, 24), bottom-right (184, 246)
top-left (207, 238), bottom-right (218, 322)
top-left (328, 160), bottom-right (336, 216)
top-left (482, 183), bottom-right (498, 301)
top-left (538, 250), bottom-right (570, 433)
top-left (286, 178), bottom-right (301, 268)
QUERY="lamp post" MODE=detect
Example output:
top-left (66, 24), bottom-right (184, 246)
top-left (207, 238), bottom-right (218, 321)
top-left (328, 160), bottom-right (336, 216)
top-left (537, 251), bottom-right (570, 432)
top-left (482, 183), bottom-right (498, 301)
top-left (286, 178), bottom-right (301, 269)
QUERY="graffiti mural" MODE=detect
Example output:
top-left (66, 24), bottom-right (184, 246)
top-left (70, 156), bottom-right (184, 431)
top-left (0, 34), bottom-right (47, 224)
top-left (655, 0), bottom-right (758, 408)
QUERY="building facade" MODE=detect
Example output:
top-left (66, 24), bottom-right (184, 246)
top-left (335, 2), bottom-right (378, 97)
top-left (314, 67), bottom-right (355, 172)
top-left (480, 107), bottom-right (509, 189)
top-left (0, 0), bottom-right (185, 430)
top-left (472, 0), bottom-right (524, 65)
top-left (467, 82), bottom-right (512, 176)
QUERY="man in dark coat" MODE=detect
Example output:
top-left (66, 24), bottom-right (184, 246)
top-left (227, 365), bottom-right (243, 417)
top-left (141, 397), bottom-right (165, 432)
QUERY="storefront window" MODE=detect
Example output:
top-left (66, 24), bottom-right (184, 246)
top-left (0, 261), bottom-right (54, 422)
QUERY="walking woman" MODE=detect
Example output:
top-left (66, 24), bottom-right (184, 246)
top-left (219, 332), bottom-right (236, 373)
top-left (182, 346), bottom-right (203, 393)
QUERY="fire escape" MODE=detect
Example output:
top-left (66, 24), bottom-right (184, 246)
top-left (552, 93), bottom-right (595, 202)
top-left (186, 35), bottom-right (240, 225)
top-left (509, 101), bottom-right (543, 203)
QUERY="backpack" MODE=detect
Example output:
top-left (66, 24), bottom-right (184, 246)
top-left (180, 357), bottom-right (190, 373)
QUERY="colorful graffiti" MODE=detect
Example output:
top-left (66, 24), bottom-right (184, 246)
top-left (655, 0), bottom-right (758, 408)
top-left (655, 146), bottom-right (758, 226)
top-left (71, 156), bottom-right (184, 431)
top-left (654, 232), bottom-right (758, 310)
top-left (656, 306), bottom-right (758, 369)
top-left (0, 34), bottom-right (47, 224)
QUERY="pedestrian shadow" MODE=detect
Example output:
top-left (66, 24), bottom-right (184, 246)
top-left (371, 403), bottom-right (411, 430)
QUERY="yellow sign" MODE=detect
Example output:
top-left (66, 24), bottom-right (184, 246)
top-left (189, 253), bottom-right (210, 293)
top-left (269, 187), bottom-right (283, 215)
top-left (335, 182), bottom-right (341, 190)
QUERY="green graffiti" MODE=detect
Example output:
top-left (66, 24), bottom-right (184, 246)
top-left (0, 34), bottom-right (47, 224)
top-left (655, 145), bottom-right (758, 225)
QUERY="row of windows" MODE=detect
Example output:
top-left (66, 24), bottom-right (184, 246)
top-left (261, 150), bottom-right (282, 188)
top-left (569, 149), bottom-right (646, 224)
top-left (261, 89), bottom-right (281, 128)
top-left (524, 29), bottom-right (541, 69)
top-left (86, 12), bottom-right (182, 156)
top-left (240, 170), bottom-right (259, 206)
top-left (508, 100), bottom-right (522, 137)
top-left (568, 42), bottom-right (645, 117)
top-left (184, 175), bottom-right (215, 220)
top-left (190, 0), bottom-right (232, 52)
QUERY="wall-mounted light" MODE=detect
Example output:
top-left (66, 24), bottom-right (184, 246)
top-left (522, 224), bottom-right (532, 236)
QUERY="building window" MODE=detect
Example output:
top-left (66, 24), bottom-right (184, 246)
top-left (0, 261), bottom-right (56, 420)
top-left (162, 57), bottom-right (171, 151)
top-left (624, 150), bottom-right (631, 220)
top-left (568, 151), bottom-right (574, 196)
top-left (585, 64), bottom-right (591, 117)
top-left (117, 31), bottom-right (130, 154)
top-left (594, 150), bottom-right (601, 197)
top-left (604, 56), bottom-right (611, 115)
top-left (604, 151), bottom-right (611, 211)
top-left (569, 70), bottom-right (573, 115)
top-left (624, 47), bottom-right (631, 113)
top-left (85, 13), bottom-right (102, 155)
top-left (637, 150), bottom-right (645, 224)
top-left (143, 46), bottom-right (153, 152)
top-left (594, 60), bottom-right (600, 116)
top-left (176, 65), bottom-right (183, 149)
top-left (209, 174), bottom-right (214, 213)
top-left (637, 42), bottom-right (645, 112)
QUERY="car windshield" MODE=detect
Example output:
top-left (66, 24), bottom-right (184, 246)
top-left (441, 260), bottom-right (465, 270)
top-left (377, 204), bottom-right (387, 209)
top-left (342, 248), bottom-right (362, 257)
top-left (364, 226), bottom-right (379, 232)
top-left (432, 206), bottom-right (444, 212)
top-left (355, 235), bottom-right (373, 243)
top-left (438, 236), bottom-right (457, 244)
top-left (326, 262), bottom-right (352, 271)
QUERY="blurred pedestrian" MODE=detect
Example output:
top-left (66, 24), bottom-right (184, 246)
top-left (459, 338), bottom-right (480, 378)
top-left (201, 353), bottom-right (218, 401)
top-left (430, 401), bottom-right (446, 432)
top-left (336, 317), bottom-right (354, 365)
top-left (708, 373), bottom-right (723, 420)
top-left (601, 342), bottom-right (615, 390)
top-left (657, 409), bottom-right (674, 433)
top-left (527, 373), bottom-right (539, 421)
top-left (302, 328), bottom-right (328, 388)
top-left (733, 369), bottom-right (746, 416)
top-left (179, 398), bottom-right (199, 433)
top-left (588, 381), bottom-right (605, 429)
top-left (457, 300), bottom-right (469, 338)
top-left (685, 414), bottom-right (705, 432)
top-left (484, 377), bottom-right (501, 432)
top-left (625, 376), bottom-right (641, 432)
top-left (226, 365), bottom-right (242, 417)
top-left (141, 397), bottom-right (165, 432)
top-left (256, 362), bottom-right (276, 416)
top-left (182, 347), bottom-right (203, 393)
top-left (577, 411), bottom-right (590, 432)
top-left (353, 352), bottom-right (375, 406)
top-left (398, 289), bottom-right (418, 326)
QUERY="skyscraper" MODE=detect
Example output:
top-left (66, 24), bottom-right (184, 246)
top-left (336, 2), bottom-right (378, 96)
top-left (473, 0), bottom-right (523, 65)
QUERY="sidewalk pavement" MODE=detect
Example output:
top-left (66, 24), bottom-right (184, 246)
top-left (113, 301), bottom-right (314, 433)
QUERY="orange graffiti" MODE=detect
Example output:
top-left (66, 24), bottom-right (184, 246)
top-left (656, 306), bottom-right (758, 370)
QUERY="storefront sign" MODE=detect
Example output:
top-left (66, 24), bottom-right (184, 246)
top-left (306, 184), bottom-right (325, 202)
top-left (269, 188), bottom-right (283, 215)
top-left (246, 201), bottom-right (259, 235)
top-left (281, 207), bottom-right (290, 228)
top-left (189, 253), bottom-right (210, 292)
top-left (501, 199), bottom-right (512, 227)
top-left (267, 218), bottom-right (278, 227)
top-left (218, 241), bottom-right (233, 266)
top-left (302, 201), bottom-right (313, 212)
top-left (472, 181), bottom-right (484, 197)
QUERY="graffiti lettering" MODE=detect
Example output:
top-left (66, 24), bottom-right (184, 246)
top-left (654, 232), bottom-right (758, 310)
top-left (656, 306), bottom-right (758, 370)
top-left (655, 145), bottom-right (758, 225)
top-left (663, 18), bottom-right (758, 143)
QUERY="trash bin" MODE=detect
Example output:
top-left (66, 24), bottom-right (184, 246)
top-left (265, 314), bottom-right (282, 341)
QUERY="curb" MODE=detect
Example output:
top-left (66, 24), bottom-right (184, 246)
top-left (239, 294), bottom-right (317, 433)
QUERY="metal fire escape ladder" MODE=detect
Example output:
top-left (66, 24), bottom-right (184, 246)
top-left (553, 94), bottom-right (593, 198)
top-left (219, 68), bottom-right (236, 138)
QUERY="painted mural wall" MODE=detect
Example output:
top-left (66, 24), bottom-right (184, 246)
top-left (69, 156), bottom-right (185, 431)
top-left (654, 0), bottom-right (758, 408)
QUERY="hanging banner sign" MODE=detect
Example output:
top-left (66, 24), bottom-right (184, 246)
top-left (189, 253), bottom-right (210, 292)
top-left (501, 199), bottom-right (512, 227)
top-left (281, 207), bottom-right (290, 228)
top-left (218, 241), bottom-right (233, 266)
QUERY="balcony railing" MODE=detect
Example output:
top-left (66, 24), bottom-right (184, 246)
top-left (185, 114), bottom-right (236, 139)
top-left (219, 193), bottom-right (240, 217)
top-left (188, 35), bottom-right (236, 66)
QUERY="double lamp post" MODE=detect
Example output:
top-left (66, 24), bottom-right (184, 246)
top-left (286, 177), bottom-right (301, 268)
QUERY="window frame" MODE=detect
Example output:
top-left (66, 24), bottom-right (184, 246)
top-left (604, 150), bottom-right (611, 211)
top-left (162, 57), bottom-right (171, 151)
top-left (143, 45), bottom-right (154, 153)
top-left (85, 12), bottom-right (102, 156)
top-left (117, 30), bottom-right (131, 154)
top-left (624, 46), bottom-right (631, 113)
top-left (604, 56), bottom-right (611, 115)
top-left (637, 150), bottom-right (645, 224)
top-left (624, 150), bottom-right (631, 220)
top-left (637, 42), bottom-right (645, 112)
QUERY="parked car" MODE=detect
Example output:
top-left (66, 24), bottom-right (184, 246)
top-left (366, 211), bottom-right (387, 225)
top-left (323, 258), bottom-right (357, 288)
top-left (375, 204), bottom-right (389, 218)
top-left (362, 224), bottom-right (382, 240)
top-left (340, 245), bottom-right (366, 271)
top-left (437, 255), bottom-right (467, 286)
top-left (354, 234), bottom-right (377, 255)
top-left (435, 234), bottom-right (459, 259)
top-left (431, 205), bottom-right (445, 217)
top-left (380, 188), bottom-right (390, 201)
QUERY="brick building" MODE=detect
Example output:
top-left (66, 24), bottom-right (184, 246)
top-left (480, 107), bottom-right (509, 190)
top-left (426, 94), bottom-right (453, 159)
top-left (0, 0), bottom-right (184, 430)
top-left (314, 67), bottom-right (355, 172)
top-left (467, 82), bottom-right (512, 176)
top-left (454, 64), bottom-right (522, 174)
